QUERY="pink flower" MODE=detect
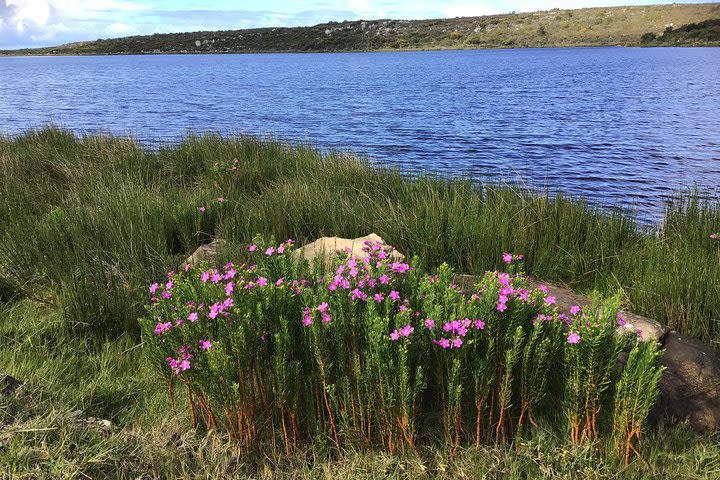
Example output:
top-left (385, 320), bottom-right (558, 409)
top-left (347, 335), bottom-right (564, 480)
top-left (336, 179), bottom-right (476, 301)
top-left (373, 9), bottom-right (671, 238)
top-left (570, 305), bottom-right (581, 315)
top-left (399, 305), bottom-right (408, 312)
top-left (184, 263), bottom-right (191, 272)
top-left (424, 318), bottom-right (435, 329)
top-left (199, 340), bottom-right (212, 351)
top-left (199, 207), bottom-right (206, 213)
top-left (302, 307), bottom-right (313, 326)
top-left (474, 319), bottom-right (485, 330)
top-left (276, 277), bottom-right (285, 286)
top-left (617, 312), bottom-right (626, 327)
top-left (496, 302), bottom-right (507, 312)
top-left (321, 313), bottom-right (332, 323)
top-left (351, 288), bottom-right (367, 301)
top-left (317, 302), bottom-right (329, 313)
top-left (257, 276), bottom-right (268, 287)
top-left (389, 290), bottom-right (400, 301)
top-left (567, 332), bottom-right (581, 344)
top-left (188, 312), bottom-right (198, 322)
top-left (711, 233), bottom-right (718, 240)
top-left (374, 293), bottom-right (384, 302)
top-left (200, 271), bottom-right (210, 283)
top-left (538, 285), bottom-right (549, 293)
top-left (217, 197), bottom-right (224, 202)
top-left (154, 322), bottom-right (172, 334)
top-left (544, 296), bottom-right (556, 306)
top-left (149, 283), bottom-right (159, 294)
top-left (379, 274), bottom-right (390, 285)
top-left (265, 246), bottom-right (275, 256)
top-left (452, 338), bottom-right (463, 348)
top-left (502, 252), bottom-right (513, 264)
top-left (399, 324), bottom-right (414, 337)
top-left (224, 269), bottom-right (237, 280)
top-left (248, 244), bottom-right (257, 252)
top-left (211, 272), bottom-right (222, 283)
top-left (277, 244), bottom-right (285, 254)
top-left (389, 330), bottom-right (400, 341)
top-left (161, 291), bottom-right (172, 299)
top-left (225, 282), bottom-right (235, 296)
top-left (438, 338), bottom-right (451, 349)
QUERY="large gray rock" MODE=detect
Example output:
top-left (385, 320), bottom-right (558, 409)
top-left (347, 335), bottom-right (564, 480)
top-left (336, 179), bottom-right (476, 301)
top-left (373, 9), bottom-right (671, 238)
top-left (291, 233), bottom-right (405, 269)
top-left (651, 332), bottom-right (720, 433)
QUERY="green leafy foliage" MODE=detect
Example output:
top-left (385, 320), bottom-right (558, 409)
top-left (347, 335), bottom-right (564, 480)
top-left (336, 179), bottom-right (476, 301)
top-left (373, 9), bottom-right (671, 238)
top-left (141, 237), bottom-right (663, 461)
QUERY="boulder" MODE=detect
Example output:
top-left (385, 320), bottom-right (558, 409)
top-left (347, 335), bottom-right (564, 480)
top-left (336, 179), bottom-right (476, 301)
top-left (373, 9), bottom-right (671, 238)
top-left (651, 332), bottom-right (720, 433)
top-left (291, 233), bottom-right (405, 269)
top-left (1, 374), bottom-right (22, 396)
top-left (182, 239), bottom-right (229, 268)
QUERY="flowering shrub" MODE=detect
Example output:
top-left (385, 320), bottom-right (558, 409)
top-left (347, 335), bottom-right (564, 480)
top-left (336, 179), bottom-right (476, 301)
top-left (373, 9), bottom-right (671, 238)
top-left (141, 239), bottom-right (662, 461)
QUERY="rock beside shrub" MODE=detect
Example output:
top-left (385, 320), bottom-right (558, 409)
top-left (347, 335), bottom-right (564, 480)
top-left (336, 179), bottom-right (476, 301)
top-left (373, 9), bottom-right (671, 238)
top-left (291, 233), bottom-right (405, 269)
top-left (651, 332), bottom-right (720, 433)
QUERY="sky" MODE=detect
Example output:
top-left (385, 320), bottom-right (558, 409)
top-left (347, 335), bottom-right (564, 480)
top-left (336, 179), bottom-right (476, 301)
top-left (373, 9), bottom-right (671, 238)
top-left (0, 0), bottom-right (704, 49)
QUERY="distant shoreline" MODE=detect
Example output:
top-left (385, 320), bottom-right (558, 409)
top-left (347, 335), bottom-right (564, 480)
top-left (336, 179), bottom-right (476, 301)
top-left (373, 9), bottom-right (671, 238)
top-left (2, 3), bottom-right (718, 57)
top-left (2, 43), bottom-right (720, 58)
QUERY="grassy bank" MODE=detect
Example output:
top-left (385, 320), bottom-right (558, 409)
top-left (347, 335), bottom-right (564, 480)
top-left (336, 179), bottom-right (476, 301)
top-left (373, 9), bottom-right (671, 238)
top-left (1, 127), bottom-right (718, 344)
top-left (1, 127), bottom-right (719, 477)
top-left (1, 301), bottom-right (719, 478)
top-left (2, 3), bottom-right (719, 55)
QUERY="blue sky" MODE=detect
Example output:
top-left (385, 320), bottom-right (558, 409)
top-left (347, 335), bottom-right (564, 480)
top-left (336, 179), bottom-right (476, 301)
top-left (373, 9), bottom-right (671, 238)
top-left (0, 1), bottom-right (704, 49)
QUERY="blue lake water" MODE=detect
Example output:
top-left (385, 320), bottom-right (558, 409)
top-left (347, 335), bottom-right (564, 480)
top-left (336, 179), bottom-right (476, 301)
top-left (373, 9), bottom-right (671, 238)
top-left (1, 48), bottom-right (719, 223)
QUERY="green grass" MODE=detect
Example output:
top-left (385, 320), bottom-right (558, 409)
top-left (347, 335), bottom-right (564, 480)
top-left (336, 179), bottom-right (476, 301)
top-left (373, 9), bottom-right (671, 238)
top-left (1, 127), bottom-right (719, 476)
top-left (2, 3), bottom-right (719, 55)
top-left (2, 302), bottom-right (719, 479)
top-left (1, 127), bottom-right (719, 344)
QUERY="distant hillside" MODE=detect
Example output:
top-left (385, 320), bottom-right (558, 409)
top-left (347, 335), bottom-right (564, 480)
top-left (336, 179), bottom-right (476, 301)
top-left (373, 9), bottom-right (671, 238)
top-left (2, 3), bottom-right (720, 55)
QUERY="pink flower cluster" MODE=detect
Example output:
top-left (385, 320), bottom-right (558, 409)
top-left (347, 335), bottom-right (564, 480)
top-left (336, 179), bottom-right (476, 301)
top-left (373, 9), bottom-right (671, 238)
top-left (502, 252), bottom-right (524, 264)
top-left (323, 241), bottom-right (411, 303)
top-left (389, 324), bottom-right (414, 341)
top-left (166, 345), bottom-right (193, 375)
top-left (431, 318), bottom-right (485, 349)
top-left (710, 233), bottom-right (718, 240)
top-left (492, 273), bottom-right (532, 312)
